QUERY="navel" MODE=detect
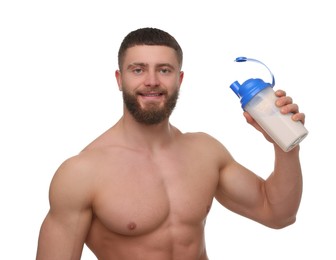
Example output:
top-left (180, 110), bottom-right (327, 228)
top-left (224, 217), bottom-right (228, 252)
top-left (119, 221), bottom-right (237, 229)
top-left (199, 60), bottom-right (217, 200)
top-left (127, 222), bottom-right (137, 231)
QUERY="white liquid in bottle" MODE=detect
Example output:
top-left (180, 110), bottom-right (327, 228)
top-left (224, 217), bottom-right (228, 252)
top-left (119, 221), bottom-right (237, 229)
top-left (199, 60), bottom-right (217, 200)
top-left (244, 87), bottom-right (308, 152)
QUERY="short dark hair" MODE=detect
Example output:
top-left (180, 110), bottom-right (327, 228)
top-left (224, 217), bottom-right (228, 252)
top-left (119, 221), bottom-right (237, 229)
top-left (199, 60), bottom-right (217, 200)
top-left (118, 27), bottom-right (183, 70)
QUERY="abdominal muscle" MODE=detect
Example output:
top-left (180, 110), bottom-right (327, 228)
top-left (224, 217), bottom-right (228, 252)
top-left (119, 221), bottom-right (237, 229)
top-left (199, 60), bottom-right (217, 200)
top-left (85, 215), bottom-right (209, 260)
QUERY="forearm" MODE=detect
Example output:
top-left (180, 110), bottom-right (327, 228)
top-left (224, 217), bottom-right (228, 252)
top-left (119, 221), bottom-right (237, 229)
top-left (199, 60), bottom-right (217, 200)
top-left (265, 145), bottom-right (303, 227)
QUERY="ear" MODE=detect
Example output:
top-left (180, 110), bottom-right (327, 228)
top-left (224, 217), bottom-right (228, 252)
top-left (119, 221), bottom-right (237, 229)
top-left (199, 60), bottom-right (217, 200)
top-left (115, 70), bottom-right (122, 91)
top-left (178, 71), bottom-right (184, 89)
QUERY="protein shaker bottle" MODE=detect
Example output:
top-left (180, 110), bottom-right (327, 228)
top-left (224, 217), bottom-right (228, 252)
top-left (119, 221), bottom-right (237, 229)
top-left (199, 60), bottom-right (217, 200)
top-left (230, 57), bottom-right (308, 152)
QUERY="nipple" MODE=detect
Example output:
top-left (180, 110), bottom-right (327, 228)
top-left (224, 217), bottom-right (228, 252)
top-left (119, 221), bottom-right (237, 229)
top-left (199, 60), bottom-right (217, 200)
top-left (127, 222), bottom-right (137, 231)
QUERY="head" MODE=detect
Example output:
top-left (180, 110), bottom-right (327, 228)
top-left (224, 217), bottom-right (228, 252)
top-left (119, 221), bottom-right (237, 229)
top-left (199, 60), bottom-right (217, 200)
top-left (118, 27), bottom-right (183, 71)
top-left (116, 28), bottom-right (184, 125)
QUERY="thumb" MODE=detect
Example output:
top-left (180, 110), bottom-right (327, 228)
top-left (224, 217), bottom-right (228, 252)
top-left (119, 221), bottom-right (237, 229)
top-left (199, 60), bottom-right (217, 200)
top-left (243, 111), bottom-right (263, 132)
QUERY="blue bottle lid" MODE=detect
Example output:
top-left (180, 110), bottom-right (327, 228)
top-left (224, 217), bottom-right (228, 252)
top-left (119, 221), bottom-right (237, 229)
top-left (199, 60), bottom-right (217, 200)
top-left (230, 57), bottom-right (275, 109)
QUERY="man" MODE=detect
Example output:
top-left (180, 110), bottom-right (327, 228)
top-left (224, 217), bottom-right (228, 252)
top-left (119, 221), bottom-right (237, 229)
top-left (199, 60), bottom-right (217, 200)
top-left (36, 27), bottom-right (305, 260)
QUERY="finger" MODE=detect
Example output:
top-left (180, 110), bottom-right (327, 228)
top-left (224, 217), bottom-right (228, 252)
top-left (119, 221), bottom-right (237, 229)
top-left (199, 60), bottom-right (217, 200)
top-left (243, 111), bottom-right (254, 124)
top-left (292, 112), bottom-right (306, 124)
top-left (276, 96), bottom-right (293, 107)
top-left (280, 103), bottom-right (299, 114)
top-left (275, 89), bottom-right (286, 97)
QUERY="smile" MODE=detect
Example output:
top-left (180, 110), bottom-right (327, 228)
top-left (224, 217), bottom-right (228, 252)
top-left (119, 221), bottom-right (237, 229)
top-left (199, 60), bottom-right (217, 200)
top-left (139, 91), bottom-right (165, 98)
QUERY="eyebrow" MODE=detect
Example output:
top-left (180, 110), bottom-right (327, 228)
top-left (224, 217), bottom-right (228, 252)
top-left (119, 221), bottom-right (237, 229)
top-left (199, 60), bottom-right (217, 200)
top-left (126, 62), bottom-right (176, 70)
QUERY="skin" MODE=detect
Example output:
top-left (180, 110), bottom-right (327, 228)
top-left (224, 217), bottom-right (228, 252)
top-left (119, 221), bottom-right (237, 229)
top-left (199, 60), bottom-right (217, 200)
top-left (36, 45), bottom-right (305, 260)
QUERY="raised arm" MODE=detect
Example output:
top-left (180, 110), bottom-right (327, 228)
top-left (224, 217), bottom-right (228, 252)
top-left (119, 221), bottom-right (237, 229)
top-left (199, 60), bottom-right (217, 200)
top-left (215, 89), bottom-right (304, 229)
top-left (36, 156), bottom-right (93, 260)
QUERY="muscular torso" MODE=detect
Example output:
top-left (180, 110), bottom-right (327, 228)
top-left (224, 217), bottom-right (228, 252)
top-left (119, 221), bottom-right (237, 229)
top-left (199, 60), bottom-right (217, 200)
top-left (81, 128), bottom-right (224, 259)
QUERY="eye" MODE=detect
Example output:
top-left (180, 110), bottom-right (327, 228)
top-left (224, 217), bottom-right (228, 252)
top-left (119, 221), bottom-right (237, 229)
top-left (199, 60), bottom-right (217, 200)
top-left (160, 68), bottom-right (171, 74)
top-left (133, 68), bottom-right (143, 74)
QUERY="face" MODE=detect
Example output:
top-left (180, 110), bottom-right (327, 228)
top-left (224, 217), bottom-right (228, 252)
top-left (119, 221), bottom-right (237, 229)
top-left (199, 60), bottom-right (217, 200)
top-left (116, 45), bottom-right (184, 125)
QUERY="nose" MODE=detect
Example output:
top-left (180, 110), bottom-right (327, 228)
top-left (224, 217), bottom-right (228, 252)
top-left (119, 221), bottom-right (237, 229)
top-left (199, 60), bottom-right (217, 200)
top-left (144, 70), bottom-right (159, 87)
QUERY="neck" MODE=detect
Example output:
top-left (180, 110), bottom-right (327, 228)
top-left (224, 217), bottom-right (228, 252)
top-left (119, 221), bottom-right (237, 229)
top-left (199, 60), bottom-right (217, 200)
top-left (118, 112), bottom-right (176, 150)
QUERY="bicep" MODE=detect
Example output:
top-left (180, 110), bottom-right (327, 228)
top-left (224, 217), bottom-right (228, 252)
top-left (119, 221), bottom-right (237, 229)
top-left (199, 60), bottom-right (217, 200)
top-left (215, 159), bottom-right (268, 221)
top-left (36, 159), bottom-right (93, 259)
top-left (37, 209), bottom-right (92, 259)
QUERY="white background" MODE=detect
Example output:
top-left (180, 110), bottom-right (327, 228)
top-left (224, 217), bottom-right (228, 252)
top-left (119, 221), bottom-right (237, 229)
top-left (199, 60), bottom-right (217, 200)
top-left (1, 0), bottom-right (335, 259)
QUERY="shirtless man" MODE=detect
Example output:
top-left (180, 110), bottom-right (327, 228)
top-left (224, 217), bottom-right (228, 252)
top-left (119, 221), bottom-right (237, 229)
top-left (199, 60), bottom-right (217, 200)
top-left (36, 27), bottom-right (305, 260)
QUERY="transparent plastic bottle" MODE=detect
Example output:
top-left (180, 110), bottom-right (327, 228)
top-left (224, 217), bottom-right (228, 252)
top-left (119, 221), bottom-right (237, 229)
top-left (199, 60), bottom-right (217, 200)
top-left (230, 57), bottom-right (308, 152)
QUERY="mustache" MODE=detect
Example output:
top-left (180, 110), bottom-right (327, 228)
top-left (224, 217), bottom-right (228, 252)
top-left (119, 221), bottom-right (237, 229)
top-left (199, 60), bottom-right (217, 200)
top-left (136, 88), bottom-right (168, 95)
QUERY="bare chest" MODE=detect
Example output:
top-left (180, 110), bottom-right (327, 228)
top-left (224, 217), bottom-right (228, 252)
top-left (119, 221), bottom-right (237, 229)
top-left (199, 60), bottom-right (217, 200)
top-left (89, 150), bottom-right (219, 237)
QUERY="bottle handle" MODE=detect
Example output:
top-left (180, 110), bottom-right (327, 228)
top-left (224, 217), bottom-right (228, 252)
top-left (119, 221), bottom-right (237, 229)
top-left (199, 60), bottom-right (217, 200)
top-left (234, 57), bottom-right (275, 87)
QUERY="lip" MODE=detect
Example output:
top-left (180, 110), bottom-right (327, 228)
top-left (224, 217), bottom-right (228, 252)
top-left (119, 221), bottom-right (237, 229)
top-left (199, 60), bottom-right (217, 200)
top-left (139, 91), bottom-right (164, 100)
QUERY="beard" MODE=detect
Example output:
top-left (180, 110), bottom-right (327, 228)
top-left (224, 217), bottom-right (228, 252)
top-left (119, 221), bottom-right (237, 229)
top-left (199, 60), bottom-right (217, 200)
top-left (122, 88), bottom-right (179, 125)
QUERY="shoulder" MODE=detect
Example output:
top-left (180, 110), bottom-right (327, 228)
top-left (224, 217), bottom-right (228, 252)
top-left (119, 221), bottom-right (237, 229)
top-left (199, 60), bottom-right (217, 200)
top-left (179, 131), bottom-right (233, 161)
top-left (49, 151), bottom-right (102, 204)
top-left (182, 131), bottom-right (226, 148)
top-left (52, 146), bottom-right (113, 180)
top-left (54, 151), bottom-right (97, 178)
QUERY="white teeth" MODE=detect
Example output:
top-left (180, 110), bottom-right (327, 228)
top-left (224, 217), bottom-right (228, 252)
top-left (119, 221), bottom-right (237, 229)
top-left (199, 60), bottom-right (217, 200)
top-left (144, 93), bottom-right (160, 96)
